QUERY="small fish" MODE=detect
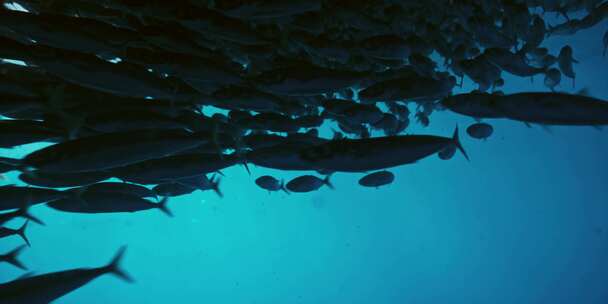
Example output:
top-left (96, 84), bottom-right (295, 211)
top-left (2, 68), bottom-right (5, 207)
top-left (0, 246), bottom-right (133, 303)
top-left (286, 175), bottom-right (333, 193)
top-left (544, 68), bottom-right (562, 92)
top-left (466, 123), bottom-right (494, 140)
top-left (557, 45), bottom-right (577, 87)
top-left (438, 144), bottom-right (457, 160)
top-left (358, 171), bottom-right (395, 188)
top-left (255, 175), bottom-right (289, 194)
top-left (0, 245), bottom-right (27, 270)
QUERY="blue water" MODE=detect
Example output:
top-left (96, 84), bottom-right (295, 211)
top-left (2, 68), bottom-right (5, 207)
top-left (1, 18), bottom-right (607, 304)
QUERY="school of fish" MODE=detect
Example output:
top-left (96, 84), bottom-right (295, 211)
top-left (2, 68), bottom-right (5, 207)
top-left (0, 0), bottom-right (607, 302)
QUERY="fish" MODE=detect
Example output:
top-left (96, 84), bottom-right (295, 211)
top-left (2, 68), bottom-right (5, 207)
top-left (0, 246), bottom-right (133, 304)
top-left (0, 206), bottom-right (44, 226)
top-left (0, 220), bottom-right (30, 246)
top-left (358, 171), bottom-right (395, 188)
top-left (0, 120), bottom-right (64, 148)
top-left (0, 7), bottom-right (141, 58)
top-left (557, 45), bottom-right (577, 87)
top-left (18, 170), bottom-right (113, 188)
top-left (438, 144), bottom-right (457, 160)
top-left (466, 123), bottom-right (494, 140)
top-left (22, 129), bottom-right (210, 173)
top-left (253, 64), bottom-right (365, 96)
top-left (83, 182), bottom-right (157, 199)
top-left (483, 48), bottom-right (546, 77)
top-left (48, 191), bottom-right (171, 216)
top-left (255, 175), bottom-right (289, 194)
top-left (544, 68), bottom-right (562, 92)
top-left (441, 92), bottom-right (508, 119)
top-left (494, 92), bottom-right (608, 126)
top-left (359, 74), bottom-right (456, 103)
top-left (299, 127), bottom-right (468, 172)
top-left (246, 141), bottom-right (320, 171)
top-left (0, 245), bottom-right (27, 271)
top-left (0, 185), bottom-right (67, 211)
top-left (286, 175), bottom-right (333, 193)
top-left (112, 153), bottom-right (241, 183)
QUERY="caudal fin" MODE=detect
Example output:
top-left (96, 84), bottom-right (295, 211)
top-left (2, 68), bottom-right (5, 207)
top-left (1, 245), bottom-right (27, 270)
top-left (280, 179), bottom-right (290, 195)
top-left (105, 246), bottom-right (134, 283)
top-left (17, 206), bottom-right (44, 226)
top-left (210, 175), bottom-right (223, 198)
top-left (452, 126), bottom-right (470, 161)
top-left (17, 220), bottom-right (31, 247)
top-left (157, 197), bottom-right (172, 217)
top-left (242, 161), bottom-right (251, 176)
top-left (323, 175), bottom-right (334, 190)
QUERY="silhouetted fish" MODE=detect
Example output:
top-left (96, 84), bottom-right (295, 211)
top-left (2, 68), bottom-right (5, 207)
top-left (0, 246), bottom-right (133, 304)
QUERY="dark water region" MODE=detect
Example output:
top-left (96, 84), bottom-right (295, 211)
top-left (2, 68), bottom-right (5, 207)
top-left (0, 1), bottom-right (607, 303)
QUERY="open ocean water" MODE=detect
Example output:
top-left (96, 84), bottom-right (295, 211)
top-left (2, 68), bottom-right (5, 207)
top-left (0, 4), bottom-right (607, 304)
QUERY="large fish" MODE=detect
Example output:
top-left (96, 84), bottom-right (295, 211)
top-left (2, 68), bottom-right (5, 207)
top-left (0, 185), bottom-right (67, 211)
top-left (22, 129), bottom-right (210, 173)
top-left (299, 127), bottom-right (468, 172)
top-left (0, 246), bottom-right (132, 304)
top-left (48, 191), bottom-right (171, 216)
top-left (112, 153), bottom-right (241, 183)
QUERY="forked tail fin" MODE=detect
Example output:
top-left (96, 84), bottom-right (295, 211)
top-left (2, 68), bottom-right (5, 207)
top-left (452, 126), bottom-right (470, 161)
top-left (157, 197), bottom-right (172, 217)
top-left (1, 245), bottom-right (27, 270)
top-left (17, 205), bottom-right (44, 226)
top-left (323, 175), bottom-right (334, 190)
top-left (17, 220), bottom-right (30, 247)
top-left (105, 246), bottom-right (134, 283)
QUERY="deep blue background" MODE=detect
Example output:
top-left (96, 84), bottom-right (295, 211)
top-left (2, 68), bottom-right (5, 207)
top-left (0, 11), bottom-right (607, 304)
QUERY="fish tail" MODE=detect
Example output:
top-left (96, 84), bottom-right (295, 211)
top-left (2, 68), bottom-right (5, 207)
top-left (452, 126), bottom-right (470, 161)
top-left (105, 246), bottom-right (134, 283)
top-left (18, 206), bottom-right (44, 226)
top-left (2, 245), bottom-right (27, 270)
top-left (324, 175), bottom-right (334, 190)
top-left (242, 161), bottom-right (251, 176)
top-left (210, 175), bottom-right (223, 198)
top-left (17, 220), bottom-right (31, 247)
top-left (157, 197), bottom-right (172, 217)
top-left (280, 179), bottom-right (290, 195)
